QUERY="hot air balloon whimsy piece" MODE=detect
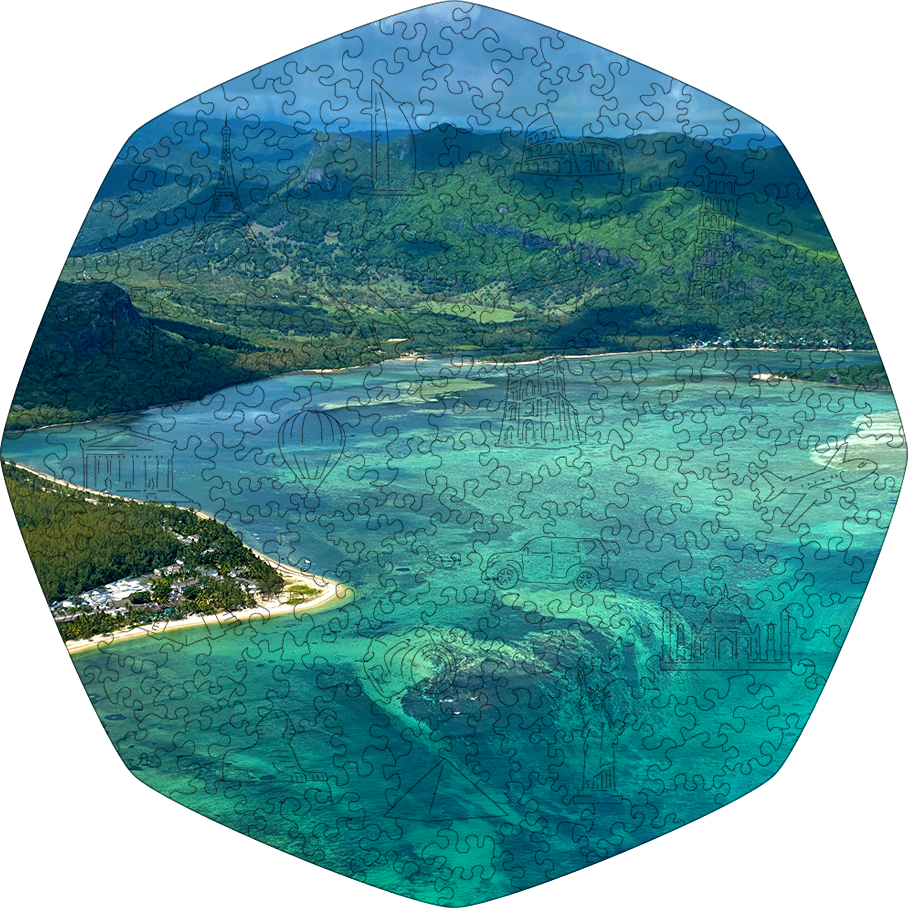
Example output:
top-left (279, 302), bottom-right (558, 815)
top-left (277, 409), bottom-right (346, 509)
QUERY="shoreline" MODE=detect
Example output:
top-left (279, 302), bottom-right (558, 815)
top-left (63, 574), bottom-right (351, 656)
top-left (4, 461), bottom-right (353, 655)
top-left (4, 346), bottom-right (882, 434)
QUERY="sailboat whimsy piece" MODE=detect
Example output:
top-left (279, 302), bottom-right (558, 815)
top-left (363, 81), bottom-right (424, 195)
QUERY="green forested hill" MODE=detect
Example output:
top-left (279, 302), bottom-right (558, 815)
top-left (3, 460), bottom-right (283, 609)
top-left (7, 281), bottom-right (273, 428)
top-left (8, 123), bottom-right (876, 427)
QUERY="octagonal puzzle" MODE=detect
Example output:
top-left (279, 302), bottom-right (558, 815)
top-left (3, 3), bottom-right (905, 904)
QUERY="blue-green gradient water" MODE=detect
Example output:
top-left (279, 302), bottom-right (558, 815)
top-left (3, 349), bottom-right (904, 905)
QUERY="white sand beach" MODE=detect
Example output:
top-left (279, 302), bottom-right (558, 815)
top-left (8, 463), bottom-right (353, 655)
top-left (64, 567), bottom-right (352, 656)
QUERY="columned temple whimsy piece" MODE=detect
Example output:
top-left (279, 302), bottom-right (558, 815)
top-left (80, 428), bottom-right (196, 506)
top-left (1, 4), bottom-right (904, 905)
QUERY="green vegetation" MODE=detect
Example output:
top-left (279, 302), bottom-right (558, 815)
top-left (6, 282), bottom-right (267, 430)
top-left (285, 582), bottom-right (321, 605)
top-left (4, 463), bottom-right (182, 602)
top-left (193, 577), bottom-right (254, 612)
top-left (56, 609), bottom-right (137, 643)
top-left (6, 125), bottom-right (879, 430)
top-left (781, 363), bottom-right (890, 390)
top-left (2, 461), bottom-right (284, 641)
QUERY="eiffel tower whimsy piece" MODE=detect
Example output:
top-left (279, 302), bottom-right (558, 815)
top-left (190, 118), bottom-right (261, 251)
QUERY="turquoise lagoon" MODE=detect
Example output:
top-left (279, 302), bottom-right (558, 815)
top-left (3, 348), bottom-right (904, 905)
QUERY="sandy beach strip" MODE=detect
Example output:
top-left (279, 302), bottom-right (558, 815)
top-left (3, 461), bottom-right (354, 655)
top-left (63, 577), bottom-right (353, 656)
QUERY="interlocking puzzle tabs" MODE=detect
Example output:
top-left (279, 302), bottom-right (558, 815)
top-left (2, 3), bottom-right (904, 904)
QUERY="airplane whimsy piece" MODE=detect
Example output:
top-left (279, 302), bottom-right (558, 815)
top-left (758, 443), bottom-right (878, 529)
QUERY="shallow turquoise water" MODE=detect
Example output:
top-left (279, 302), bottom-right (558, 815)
top-left (3, 349), bottom-right (904, 905)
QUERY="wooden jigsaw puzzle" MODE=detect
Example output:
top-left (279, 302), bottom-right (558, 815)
top-left (2, 2), bottom-right (904, 905)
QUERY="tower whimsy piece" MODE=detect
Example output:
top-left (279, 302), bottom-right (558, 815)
top-left (688, 174), bottom-right (739, 306)
top-left (190, 119), bottom-right (261, 252)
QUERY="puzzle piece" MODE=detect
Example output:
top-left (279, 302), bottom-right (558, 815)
top-left (2, 3), bottom-right (905, 906)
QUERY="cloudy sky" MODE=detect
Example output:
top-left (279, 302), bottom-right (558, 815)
top-left (171, 2), bottom-right (774, 142)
